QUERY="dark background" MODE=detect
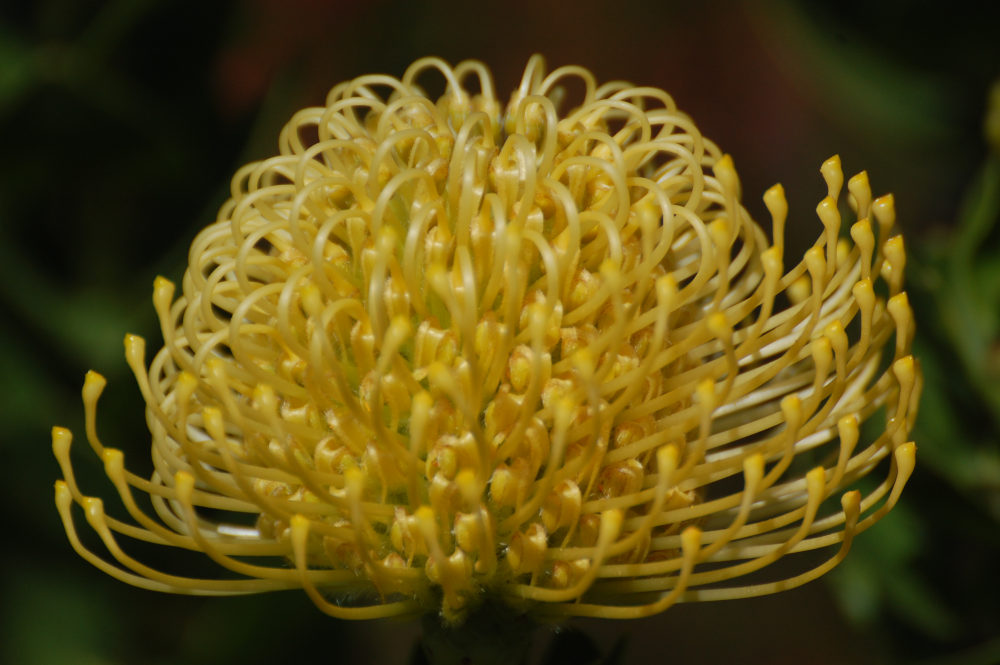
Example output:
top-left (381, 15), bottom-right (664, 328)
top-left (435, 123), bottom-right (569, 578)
top-left (2, 1), bottom-right (999, 663)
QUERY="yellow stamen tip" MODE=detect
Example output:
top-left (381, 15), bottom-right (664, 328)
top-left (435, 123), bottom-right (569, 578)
top-left (54, 479), bottom-right (72, 510)
top-left (713, 154), bottom-right (739, 196)
top-left (820, 154), bottom-right (843, 199)
top-left (82, 371), bottom-right (107, 401)
top-left (51, 426), bottom-right (72, 457)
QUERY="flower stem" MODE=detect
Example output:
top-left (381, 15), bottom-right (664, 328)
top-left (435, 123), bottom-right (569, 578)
top-left (415, 603), bottom-right (536, 665)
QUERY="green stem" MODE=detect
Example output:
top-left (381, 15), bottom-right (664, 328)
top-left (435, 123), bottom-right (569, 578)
top-left (415, 603), bottom-right (537, 665)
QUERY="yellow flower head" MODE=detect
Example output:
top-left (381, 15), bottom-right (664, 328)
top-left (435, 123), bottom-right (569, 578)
top-left (53, 56), bottom-right (918, 623)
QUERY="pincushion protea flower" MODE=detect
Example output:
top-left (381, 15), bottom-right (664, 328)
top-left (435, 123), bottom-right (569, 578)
top-left (53, 56), bottom-right (918, 625)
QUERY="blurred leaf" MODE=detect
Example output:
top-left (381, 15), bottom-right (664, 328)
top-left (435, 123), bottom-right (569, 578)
top-left (1, 566), bottom-right (119, 665)
top-left (0, 24), bottom-right (32, 113)
top-left (938, 155), bottom-right (1000, 420)
top-left (912, 333), bottom-right (1000, 497)
top-left (830, 493), bottom-right (961, 641)
top-left (759, 0), bottom-right (959, 147)
top-left (0, 326), bottom-right (55, 431)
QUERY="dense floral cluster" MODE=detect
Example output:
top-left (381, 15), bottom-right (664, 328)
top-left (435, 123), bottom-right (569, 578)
top-left (54, 56), bottom-right (918, 622)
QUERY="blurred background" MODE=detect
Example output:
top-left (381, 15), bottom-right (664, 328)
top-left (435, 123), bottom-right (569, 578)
top-left (2, 1), bottom-right (999, 663)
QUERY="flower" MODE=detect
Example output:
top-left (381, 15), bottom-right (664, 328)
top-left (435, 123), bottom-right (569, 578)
top-left (53, 56), bottom-right (918, 624)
